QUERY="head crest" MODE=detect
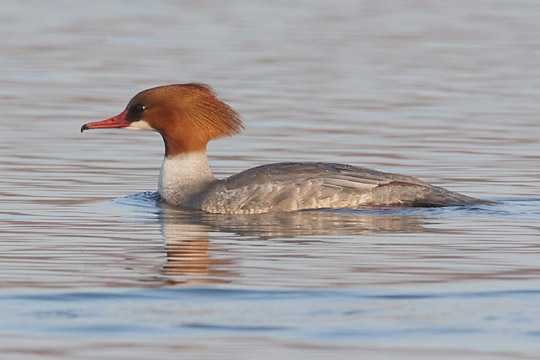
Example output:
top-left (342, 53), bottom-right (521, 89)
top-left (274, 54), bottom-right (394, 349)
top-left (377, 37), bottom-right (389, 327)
top-left (178, 83), bottom-right (244, 140)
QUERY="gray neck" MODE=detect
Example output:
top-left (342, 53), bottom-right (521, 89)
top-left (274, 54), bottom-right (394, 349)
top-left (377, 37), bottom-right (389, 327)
top-left (158, 150), bottom-right (217, 206)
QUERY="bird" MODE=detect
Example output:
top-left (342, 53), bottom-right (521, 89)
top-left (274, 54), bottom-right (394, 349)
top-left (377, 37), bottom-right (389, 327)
top-left (81, 83), bottom-right (493, 214)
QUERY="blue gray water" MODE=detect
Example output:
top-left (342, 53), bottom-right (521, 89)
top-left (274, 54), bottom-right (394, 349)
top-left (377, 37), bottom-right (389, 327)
top-left (1, 0), bottom-right (540, 358)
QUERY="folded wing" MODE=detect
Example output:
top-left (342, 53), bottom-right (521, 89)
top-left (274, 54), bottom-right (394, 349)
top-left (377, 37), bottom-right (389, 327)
top-left (193, 162), bottom-right (486, 214)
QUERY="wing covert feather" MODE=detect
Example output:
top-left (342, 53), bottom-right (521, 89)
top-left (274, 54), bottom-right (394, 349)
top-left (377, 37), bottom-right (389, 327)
top-left (190, 162), bottom-right (487, 214)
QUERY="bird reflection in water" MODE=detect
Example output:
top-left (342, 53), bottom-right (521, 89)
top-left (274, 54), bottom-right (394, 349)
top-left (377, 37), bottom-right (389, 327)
top-left (157, 200), bottom-right (430, 284)
top-left (160, 215), bottom-right (236, 284)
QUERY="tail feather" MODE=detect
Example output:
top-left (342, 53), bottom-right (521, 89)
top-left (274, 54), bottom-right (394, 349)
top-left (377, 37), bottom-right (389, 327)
top-left (370, 183), bottom-right (495, 207)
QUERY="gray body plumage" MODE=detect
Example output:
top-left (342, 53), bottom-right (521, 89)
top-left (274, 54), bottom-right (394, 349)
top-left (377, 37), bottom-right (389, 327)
top-left (186, 162), bottom-right (489, 214)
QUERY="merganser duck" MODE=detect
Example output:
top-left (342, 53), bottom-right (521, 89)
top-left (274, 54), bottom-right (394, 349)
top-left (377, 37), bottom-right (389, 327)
top-left (81, 83), bottom-right (492, 214)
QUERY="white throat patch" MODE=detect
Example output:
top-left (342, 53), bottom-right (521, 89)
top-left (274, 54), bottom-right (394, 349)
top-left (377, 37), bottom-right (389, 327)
top-left (125, 120), bottom-right (155, 131)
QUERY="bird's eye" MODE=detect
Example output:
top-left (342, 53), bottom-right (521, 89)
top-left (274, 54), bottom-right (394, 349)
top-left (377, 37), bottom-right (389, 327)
top-left (126, 103), bottom-right (147, 122)
top-left (135, 104), bottom-right (146, 113)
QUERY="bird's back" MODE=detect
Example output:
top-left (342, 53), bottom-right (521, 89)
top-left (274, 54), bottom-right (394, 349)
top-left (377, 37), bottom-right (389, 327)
top-left (188, 162), bottom-right (487, 214)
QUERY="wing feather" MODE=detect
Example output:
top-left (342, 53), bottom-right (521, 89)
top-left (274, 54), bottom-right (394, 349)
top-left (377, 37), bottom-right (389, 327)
top-left (192, 162), bottom-right (486, 214)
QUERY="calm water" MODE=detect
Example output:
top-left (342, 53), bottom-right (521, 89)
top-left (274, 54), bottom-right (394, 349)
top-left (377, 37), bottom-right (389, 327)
top-left (2, 0), bottom-right (540, 358)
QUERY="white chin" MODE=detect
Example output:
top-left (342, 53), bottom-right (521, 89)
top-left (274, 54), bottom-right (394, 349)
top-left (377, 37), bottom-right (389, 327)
top-left (125, 120), bottom-right (155, 131)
